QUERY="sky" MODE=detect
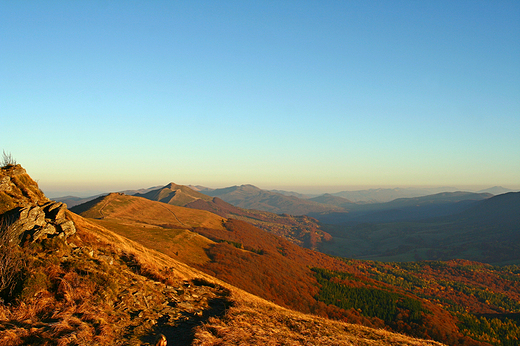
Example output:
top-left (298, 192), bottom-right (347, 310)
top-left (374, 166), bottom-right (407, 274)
top-left (1, 1), bottom-right (519, 197)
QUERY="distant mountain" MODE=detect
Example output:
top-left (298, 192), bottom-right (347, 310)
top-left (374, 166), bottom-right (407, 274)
top-left (311, 191), bottom-right (492, 225)
top-left (201, 184), bottom-right (341, 215)
top-left (134, 182), bottom-right (213, 206)
top-left (187, 185), bottom-right (214, 193)
top-left (332, 186), bottom-right (460, 203)
top-left (308, 193), bottom-right (354, 208)
top-left (319, 192), bottom-right (520, 265)
top-left (53, 185), bottom-right (161, 208)
top-left (133, 183), bottom-right (332, 249)
top-left (268, 189), bottom-right (311, 199)
top-left (55, 194), bottom-right (105, 208)
top-left (476, 186), bottom-right (515, 195)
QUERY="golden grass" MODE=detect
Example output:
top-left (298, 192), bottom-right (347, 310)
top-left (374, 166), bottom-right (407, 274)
top-left (193, 289), bottom-right (447, 346)
top-left (90, 218), bottom-right (214, 265)
top-left (80, 193), bottom-right (226, 230)
top-left (0, 209), bottom-right (449, 346)
top-left (70, 209), bottom-right (449, 346)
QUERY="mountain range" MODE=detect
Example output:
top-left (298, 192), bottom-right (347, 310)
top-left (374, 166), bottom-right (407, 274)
top-left (2, 164), bottom-right (520, 345)
top-left (318, 192), bottom-right (520, 264)
top-left (133, 182), bottom-right (332, 250)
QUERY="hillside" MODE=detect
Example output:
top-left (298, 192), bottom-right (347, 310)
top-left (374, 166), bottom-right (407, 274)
top-left (201, 184), bottom-right (341, 215)
top-left (134, 183), bottom-right (214, 207)
top-left (72, 189), bottom-right (520, 345)
top-left (309, 193), bottom-right (354, 208)
top-left (332, 187), bottom-right (460, 203)
top-left (319, 192), bottom-right (520, 265)
top-left (135, 183), bottom-right (332, 250)
top-left (0, 165), bottom-right (453, 345)
top-left (312, 191), bottom-right (492, 225)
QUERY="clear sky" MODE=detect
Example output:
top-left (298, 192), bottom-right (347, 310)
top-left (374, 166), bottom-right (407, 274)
top-left (1, 1), bottom-right (519, 196)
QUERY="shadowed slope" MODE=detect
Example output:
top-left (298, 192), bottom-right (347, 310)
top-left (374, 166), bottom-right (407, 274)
top-left (319, 192), bottom-right (520, 264)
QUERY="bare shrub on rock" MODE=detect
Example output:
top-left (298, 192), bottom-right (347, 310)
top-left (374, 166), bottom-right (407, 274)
top-left (1, 150), bottom-right (17, 168)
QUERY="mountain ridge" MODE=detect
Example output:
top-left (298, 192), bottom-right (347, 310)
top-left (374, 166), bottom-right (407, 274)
top-left (1, 164), bottom-right (455, 345)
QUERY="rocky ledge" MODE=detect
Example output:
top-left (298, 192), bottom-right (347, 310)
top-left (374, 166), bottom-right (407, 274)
top-left (5, 201), bottom-right (76, 244)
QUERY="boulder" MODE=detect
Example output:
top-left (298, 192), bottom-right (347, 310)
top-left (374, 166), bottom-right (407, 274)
top-left (4, 201), bottom-right (76, 244)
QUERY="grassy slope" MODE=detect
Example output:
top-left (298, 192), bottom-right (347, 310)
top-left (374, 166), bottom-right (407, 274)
top-left (73, 194), bottom-right (485, 345)
top-left (135, 183), bottom-right (334, 250)
top-left (0, 209), bottom-right (447, 345)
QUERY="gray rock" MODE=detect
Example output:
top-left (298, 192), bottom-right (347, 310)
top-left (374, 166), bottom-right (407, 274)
top-left (5, 201), bottom-right (76, 244)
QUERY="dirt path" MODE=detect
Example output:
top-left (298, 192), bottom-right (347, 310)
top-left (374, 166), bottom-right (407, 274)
top-left (159, 204), bottom-right (187, 228)
top-left (115, 277), bottom-right (231, 346)
top-left (98, 198), bottom-right (109, 218)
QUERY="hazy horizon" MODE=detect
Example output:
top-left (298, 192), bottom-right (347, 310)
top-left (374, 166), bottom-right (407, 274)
top-left (42, 182), bottom-right (520, 199)
top-left (2, 1), bottom-right (519, 193)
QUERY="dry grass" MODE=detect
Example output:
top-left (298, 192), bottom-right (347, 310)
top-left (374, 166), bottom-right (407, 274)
top-left (79, 193), bottom-right (227, 230)
top-left (70, 208), bottom-right (449, 346)
top-left (192, 289), bottom-right (447, 346)
top-left (1, 208), bottom-right (449, 345)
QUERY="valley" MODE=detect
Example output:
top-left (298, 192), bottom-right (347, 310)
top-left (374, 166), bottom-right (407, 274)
top-left (1, 164), bottom-right (519, 345)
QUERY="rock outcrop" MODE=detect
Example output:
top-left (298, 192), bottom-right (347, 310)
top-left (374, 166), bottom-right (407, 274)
top-left (1, 164), bottom-right (76, 244)
top-left (0, 164), bottom-right (49, 214)
top-left (6, 201), bottom-right (76, 243)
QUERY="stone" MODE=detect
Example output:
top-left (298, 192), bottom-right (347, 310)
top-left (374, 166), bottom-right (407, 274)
top-left (56, 219), bottom-right (76, 237)
top-left (4, 201), bottom-right (76, 244)
top-left (0, 176), bottom-right (11, 192)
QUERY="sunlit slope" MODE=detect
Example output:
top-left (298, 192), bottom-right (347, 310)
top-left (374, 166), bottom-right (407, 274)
top-left (135, 182), bottom-right (213, 206)
top-left (72, 194), bottom-right (470, 345)
top-left (136, 183), bottom-right (333, 249)
top-left (71, 193), bottom-right (229, 265)
top-left (66, 198), bottom-right (448, 345)
top-left (61, 214), bottom-right (450, 346)
top-left (70, 187), bottom-right (519, 345)
top-left (72, 192), bottom-right (226, 230)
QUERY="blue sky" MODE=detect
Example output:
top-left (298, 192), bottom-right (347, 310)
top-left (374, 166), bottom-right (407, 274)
top-left (1, 1), bottom-right (519, 196)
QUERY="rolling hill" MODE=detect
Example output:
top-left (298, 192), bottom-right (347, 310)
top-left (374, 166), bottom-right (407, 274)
top-left (134, 183), bottom-right (332, 249)
top-left (319, 192), bottom-right (520, 265)
top-left (134, 182), bottom-right (214, 206)
top-left (71, 187), bottom-right (520, 345)
top-left (0, 164), bottom-right (457, 346)
top-left (201, 184), bottom-right (341, 215)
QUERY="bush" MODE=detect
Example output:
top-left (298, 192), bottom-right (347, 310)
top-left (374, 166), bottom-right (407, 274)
top-left (1, 150), bottom-right (16, 168)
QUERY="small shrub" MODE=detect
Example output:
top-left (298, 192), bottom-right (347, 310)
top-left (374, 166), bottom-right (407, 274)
top-left (1, 150), bottom-right (16, 168)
